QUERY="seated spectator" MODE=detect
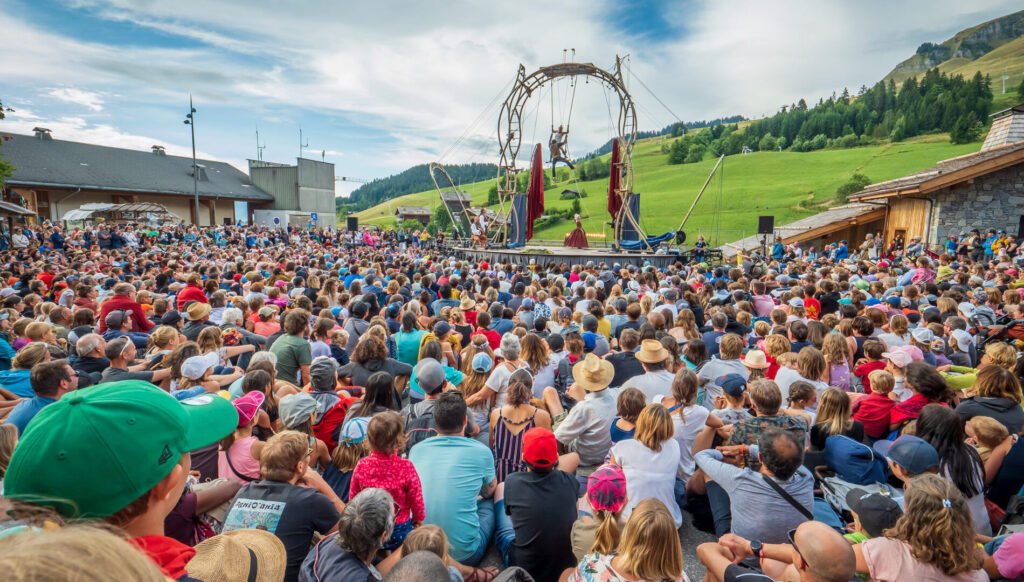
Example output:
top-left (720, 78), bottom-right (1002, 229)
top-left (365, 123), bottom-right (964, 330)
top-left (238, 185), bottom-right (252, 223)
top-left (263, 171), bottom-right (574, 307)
top-left (606, 328), bottom-right (644, 388)
top-left (571, 463), bottom-right (628, 562)
top-left (409, 391), bottom-right (497, 567)
top-left (549, 353), bottom-right (617, 471)
top-left (69, 333), bottom-right (108, 385)
top-left (494, 427), bottom-right (578, 581)
top-left (394, 527), bottom-right (463, 582)
top-left (611, 403), bottom-right (683, 527)
top-left (3, 382), bottom-right (237, 578)
top-left (567, 498), bottom-right (684, 582)
top-left (696, 428), bottom-right (814, 540)
top-left (889, 362), bottom-right (951, 432)
top-left (852, 369), bottom-right (896, 440)
top-left (301, 488), bottom-right (395, 582)
top-left (657, 369), bottom-right (723, 486)
top-left (697, 334), bottom-right (749, 408)
top-left (610, 387), bottom-right (645, 443)
top-left (726, 379), bottom-right (809, 453)
top-left (4, 359), bottom-right (77, 434)
top-left (223, 430), bottom-right (344, 581)
top-left (873, 434), bottom-right (940, 486)
top-left (808, 388), bottom-right (864, 451)
top-left (0, 525), bottom-right (168, 582)
top-left (853, 340), bottom-right (886, 393)
top-left (99, 337), bottom-right (172, 385)
top-left (774, 347), bottom-right (828, 403)
top-left (0, 343), bottom-right (50, 397)
top-left (622, 339), bottom-right (676, 402)
top-left (955, 365), bottom-right (1024, 434)
top-left (218, 391), bottom-right (266, 484)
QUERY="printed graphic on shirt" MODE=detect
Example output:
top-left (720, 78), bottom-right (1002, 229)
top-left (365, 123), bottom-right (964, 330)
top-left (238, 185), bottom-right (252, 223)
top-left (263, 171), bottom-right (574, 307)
top-left (223, 498), bottom-right (285, 533)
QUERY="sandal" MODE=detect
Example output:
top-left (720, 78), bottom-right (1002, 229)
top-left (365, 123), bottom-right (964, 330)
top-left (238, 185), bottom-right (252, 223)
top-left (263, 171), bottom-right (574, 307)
top-left (465, 566), bottom-right (499, 582)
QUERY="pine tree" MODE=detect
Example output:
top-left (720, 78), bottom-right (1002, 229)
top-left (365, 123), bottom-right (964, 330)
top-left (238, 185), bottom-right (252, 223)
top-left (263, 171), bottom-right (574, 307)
top-left (1019, 77), bottom-right (1024, 100)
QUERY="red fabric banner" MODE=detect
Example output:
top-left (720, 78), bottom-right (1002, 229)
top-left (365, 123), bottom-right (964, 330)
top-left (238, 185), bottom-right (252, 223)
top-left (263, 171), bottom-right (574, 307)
top-left (607, 138), bottom-right (621, 219)
top-left (526, 144), bottom-right (545, 240)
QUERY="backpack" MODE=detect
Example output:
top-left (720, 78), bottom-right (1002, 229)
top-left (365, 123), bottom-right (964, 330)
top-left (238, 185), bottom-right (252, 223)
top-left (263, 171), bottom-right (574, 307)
top-left (404, 404), bottom-right (438, 453)
top-left (317, 396), bottom-right (353, 452)
top-left (824, 435), bottom-right (887, 485)
top-left (819, 472), bottom-right (900, 518)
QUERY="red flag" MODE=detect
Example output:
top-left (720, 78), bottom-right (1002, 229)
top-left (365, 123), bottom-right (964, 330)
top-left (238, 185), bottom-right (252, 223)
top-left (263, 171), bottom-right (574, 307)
top-left (526, 144), bottom-right (545, 240)
top-left (607, 138), bottom-right (621, 219)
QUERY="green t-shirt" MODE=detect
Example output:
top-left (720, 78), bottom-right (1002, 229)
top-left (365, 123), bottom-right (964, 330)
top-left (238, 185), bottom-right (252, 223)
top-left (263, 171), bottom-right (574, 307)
top-left (270, 334), bottom-right (312, 385)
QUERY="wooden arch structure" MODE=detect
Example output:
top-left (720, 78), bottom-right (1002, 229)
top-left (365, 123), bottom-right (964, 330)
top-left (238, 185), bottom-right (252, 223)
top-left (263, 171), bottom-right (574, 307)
top-left (491, 56), bottom-right (642, 244)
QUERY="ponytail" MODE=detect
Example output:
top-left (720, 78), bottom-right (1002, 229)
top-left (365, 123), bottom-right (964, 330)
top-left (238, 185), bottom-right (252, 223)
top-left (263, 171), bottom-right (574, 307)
top-left (590, 509), bottom-right (622, 555)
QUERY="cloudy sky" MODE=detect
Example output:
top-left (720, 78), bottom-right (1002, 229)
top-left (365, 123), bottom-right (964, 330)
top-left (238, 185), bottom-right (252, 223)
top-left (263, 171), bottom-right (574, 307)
top-left (1, 0), bottom-right (1020, 196)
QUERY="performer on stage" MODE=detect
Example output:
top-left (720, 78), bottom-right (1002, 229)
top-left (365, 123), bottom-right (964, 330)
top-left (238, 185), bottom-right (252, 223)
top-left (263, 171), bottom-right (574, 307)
top-left (564, 213), bottom-right (588, 249)
top-left (549, 125), bottom-right (575, 174)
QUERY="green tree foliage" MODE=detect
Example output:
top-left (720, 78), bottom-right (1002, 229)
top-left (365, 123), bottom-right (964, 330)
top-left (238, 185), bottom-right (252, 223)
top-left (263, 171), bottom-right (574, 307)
top-left (429, 203), bottom-right (452, 235)
top-left (836, 173), bottom-right (873, 201)
top-left (0, 98), bottom-right (13, 185)
top-left (950, 111), bottom-right (983, 144)
top-left (1018, 77), bottom-right (1024, 100)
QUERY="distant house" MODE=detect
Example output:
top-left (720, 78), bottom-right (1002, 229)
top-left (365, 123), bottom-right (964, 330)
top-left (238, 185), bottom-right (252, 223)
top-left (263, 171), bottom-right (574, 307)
top-left (395, 206), bottom-right (432, 224)
top-left (1, 128), bottom-right (275, 225)
top-left (849, 104), bottom-right (1024, 245)
top-left (440, 190), bottom-right (472, 213)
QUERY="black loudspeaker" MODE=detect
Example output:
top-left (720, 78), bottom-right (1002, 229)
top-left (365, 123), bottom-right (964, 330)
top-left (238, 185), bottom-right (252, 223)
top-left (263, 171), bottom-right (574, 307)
top-left (758, 216), bottom-right (775, 235)
top-left (346, 216), bottom-right (358, 232)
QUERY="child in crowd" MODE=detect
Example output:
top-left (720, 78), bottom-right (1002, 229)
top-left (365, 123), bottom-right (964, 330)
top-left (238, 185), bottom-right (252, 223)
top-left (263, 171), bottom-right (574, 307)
top-left (784, 381), bottom-right (817, 426)
top-left (322, 416), bottom-right (370, 502)
top-left (571, 463), bottom-right (627, 562)
top-left (822, 332), bottom-right (852, 391)
top-left (763, 334), bottom-right (791, 380)
top-left (842, 488), bottom-right (903, 544)
top-left (397, 525), bottom-right (463, 582)
top-left (852, 370), bottom-right (897, 441)
top-left (712, 374), bottom-right (752, 425)
top-left (278, 392), bottom-right (331, 471)
top-left (854, 340), bottom-right (886, 393)
top-left (882, 348), bottom-right (912, 401)
top-left (329, 329), bottom-right (350, 366)
top-left (948, 329), bottom-right (974, 367)
top-left (349, 411), bottom-right (425, 551)
top-left (966, 416), bottom-right (1010, 463)
top-left (611, 388), bottom-right (645, 443)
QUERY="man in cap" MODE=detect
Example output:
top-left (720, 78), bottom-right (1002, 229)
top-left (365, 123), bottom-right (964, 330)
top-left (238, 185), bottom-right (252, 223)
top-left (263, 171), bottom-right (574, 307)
top-left (3, 380), bottom-right (239, 578)
top-left (495, 427), bottom-right (579, 582)
top-left (621, 339), bottom-right (675, 402)
top-left (873, 434), bottom-right (939, 486)
top-left (183, 301), bottom-right (216, 342)
top-left (405, 358), bottom-right (477, 443)
top-left (102, 308), bottom-right (150, 350)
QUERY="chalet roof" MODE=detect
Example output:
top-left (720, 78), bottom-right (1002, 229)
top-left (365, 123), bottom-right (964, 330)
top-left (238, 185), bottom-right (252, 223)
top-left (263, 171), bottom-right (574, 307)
top-left (850, 141), bottom-right (1024, 201)
top-left (395, 206), bottom-right (432, 215)
top-left (440, 191), bottom-right (471, 202)
top-left (719, 203), bottom-right (885, 257)
top-left (0, 133), bottom-right (274, 201)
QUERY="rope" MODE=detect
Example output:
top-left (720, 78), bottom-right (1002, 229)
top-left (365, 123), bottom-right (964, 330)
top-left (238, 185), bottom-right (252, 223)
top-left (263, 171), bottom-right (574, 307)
top-left (623, 63), bottom-right (684, 124)
top-left (439, 78), bottom-right (514, 164)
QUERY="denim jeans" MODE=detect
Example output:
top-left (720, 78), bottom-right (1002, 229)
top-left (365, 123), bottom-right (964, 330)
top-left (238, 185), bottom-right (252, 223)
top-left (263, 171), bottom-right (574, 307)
top-left (460, 498), bottom-right (496, 566)
top-left (494, 499), bottom-right (515, 567)
top-left (706, 481), bottom-right (733, 536)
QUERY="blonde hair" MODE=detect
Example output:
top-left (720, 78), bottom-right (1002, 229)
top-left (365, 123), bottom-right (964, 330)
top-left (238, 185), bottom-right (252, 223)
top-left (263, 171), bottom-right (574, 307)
top-left (615, 499), bottom-right (683, 581)
top-left (821, 333), bottom-right (848, 366)
top-left (635, 404), bottom-right (673, 452)
top-left (259, 430), bottom-right (309, 481)
top-left (0, 525), bottom-right (166, 581)
top-left (967, 416), bottom-right (1009, 450)
top-left (331, 439), bottom-right (370, 472)
top-left (196, 326), bottom-right (223, 355)
top-left (797, 347), bottom-right (826, 382)
top-left (764, 334), bottom-right (790, 359)
top-left (401, 525), bottom-right (449, 564)
top-left (814, 388), bottom-right (852, 437)
top-left (12, 343), bottom-right (50, 370)
top-left (25, 322), bottom-right (53, 342)
top-left (0, 424), bottom-right (17, 479)
top-left (869, 370), bottom-right (895, 394)
top-left (885, 474), bottom-right (983, 576)
top-left (985, 342), bottom-right (1018, 371)
top-left (146, 325), bottom-right (179, 352)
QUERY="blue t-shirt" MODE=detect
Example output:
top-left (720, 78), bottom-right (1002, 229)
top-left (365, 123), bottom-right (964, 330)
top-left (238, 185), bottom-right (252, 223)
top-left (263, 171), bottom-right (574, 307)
top-left (410, 436), bottom-right (495, 562)
top-left (394, 330), bottom-right (427, 367)
top-left (5, 396), bottom-right (56, 434)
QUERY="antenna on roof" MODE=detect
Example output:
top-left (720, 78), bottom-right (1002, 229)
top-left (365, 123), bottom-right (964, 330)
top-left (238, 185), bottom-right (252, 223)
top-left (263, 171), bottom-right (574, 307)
top-left (299, 128), bottom-right (309, 160)
top-left (255, 124), bottom-right (266, 161)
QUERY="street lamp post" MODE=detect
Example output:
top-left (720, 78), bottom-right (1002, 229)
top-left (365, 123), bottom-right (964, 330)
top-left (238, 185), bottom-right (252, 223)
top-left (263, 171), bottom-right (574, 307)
top-left (184, 96), bottom-right (199, 225)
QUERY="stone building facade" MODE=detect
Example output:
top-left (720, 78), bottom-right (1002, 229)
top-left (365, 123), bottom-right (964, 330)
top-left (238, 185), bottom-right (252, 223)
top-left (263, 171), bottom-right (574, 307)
top-left (931, 161), bottom-right (1024, 240)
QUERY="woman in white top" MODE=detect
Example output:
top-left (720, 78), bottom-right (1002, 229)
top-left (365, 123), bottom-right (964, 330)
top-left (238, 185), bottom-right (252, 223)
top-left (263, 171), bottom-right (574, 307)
top-left (610, 403), bottom-right (682, 527)
top-left (655, 368), bottom-right (725, 484)
top-left (774, 347), bottom-right (829, 405)
top-left (876, 314), bottom-right (911, 350)
top-left (473, 333), bottom-right (527, 409)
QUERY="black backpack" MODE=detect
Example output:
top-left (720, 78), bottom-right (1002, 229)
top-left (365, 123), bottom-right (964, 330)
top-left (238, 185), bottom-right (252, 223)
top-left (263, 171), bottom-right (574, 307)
top-left (405, 405), bottom-right (438, 453)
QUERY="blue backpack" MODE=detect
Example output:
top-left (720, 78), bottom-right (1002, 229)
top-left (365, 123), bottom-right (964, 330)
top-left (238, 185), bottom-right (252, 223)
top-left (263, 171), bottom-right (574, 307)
top-left (824, 435), bottom-right (887, 485)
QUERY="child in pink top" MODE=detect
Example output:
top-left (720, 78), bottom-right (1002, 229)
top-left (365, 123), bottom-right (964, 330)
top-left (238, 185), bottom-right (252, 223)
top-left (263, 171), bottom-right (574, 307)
top-left (349, 411), bottom-right (425, 550)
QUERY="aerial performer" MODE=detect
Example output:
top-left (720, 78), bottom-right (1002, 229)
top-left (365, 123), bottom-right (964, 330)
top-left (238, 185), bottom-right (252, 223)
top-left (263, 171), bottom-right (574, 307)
top-left (564, 213), bottom-right (588, 249)
top-left (549, 125), bottom-right (574, 174)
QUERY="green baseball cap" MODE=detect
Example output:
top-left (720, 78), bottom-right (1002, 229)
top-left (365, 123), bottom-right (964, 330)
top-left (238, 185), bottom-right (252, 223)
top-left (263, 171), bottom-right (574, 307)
top-left (4, 380), bottom-right (237, 519)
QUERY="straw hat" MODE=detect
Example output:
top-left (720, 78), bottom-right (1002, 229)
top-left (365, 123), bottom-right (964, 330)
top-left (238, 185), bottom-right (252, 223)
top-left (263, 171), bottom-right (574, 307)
top-left (635, 339), bottom-right (670, 364)
top-left (742, 349), bottom-right (770, 370)
top-left (572, 353), bottom-right (614, 392)
top-left (186, 301), bottom-right (211, 321)
top-left (460, 296), bottom-right (476, 310)
top-left (186, 529), bottom-right (286, 582)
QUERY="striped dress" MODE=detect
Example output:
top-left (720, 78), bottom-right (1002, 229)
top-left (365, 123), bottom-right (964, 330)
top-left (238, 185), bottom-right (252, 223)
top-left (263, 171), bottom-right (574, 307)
top-left (493, 411), bottom-right (536, 483)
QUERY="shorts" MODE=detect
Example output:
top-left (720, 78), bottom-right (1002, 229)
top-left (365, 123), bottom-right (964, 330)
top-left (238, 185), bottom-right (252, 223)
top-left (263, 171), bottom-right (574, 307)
top-left (383, 519), bottom-right (414, 551)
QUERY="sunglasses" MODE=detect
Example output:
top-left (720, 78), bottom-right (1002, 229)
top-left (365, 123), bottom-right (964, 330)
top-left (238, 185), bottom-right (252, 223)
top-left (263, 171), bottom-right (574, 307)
top-left (787, 528), bottom-right (805, 564)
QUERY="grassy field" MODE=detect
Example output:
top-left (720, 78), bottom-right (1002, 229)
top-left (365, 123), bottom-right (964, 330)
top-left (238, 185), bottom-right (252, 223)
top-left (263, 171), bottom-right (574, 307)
top-left (354, 133), bottom-right (980, 245)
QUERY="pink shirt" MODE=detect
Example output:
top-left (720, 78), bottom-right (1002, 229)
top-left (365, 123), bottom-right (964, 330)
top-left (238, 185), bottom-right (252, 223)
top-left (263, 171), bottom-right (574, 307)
top-left (350, 451), bottom-right (425, 524)
top-left (218, 436), bottom-right (261, 483)
top-left (861, 537), bottom-right (986, 582)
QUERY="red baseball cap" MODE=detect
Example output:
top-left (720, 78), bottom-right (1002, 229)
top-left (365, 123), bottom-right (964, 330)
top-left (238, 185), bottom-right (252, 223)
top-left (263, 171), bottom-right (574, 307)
top-left (522, 427), bottom-right (557, 468)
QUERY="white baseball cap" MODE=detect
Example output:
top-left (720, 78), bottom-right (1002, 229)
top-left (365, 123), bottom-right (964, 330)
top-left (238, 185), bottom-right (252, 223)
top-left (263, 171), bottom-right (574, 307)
top-left (181, 352), bottom-right (220, 380)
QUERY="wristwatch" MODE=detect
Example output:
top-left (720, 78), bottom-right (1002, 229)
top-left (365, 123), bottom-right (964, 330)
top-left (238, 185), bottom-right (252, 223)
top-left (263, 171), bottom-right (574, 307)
top-left (749, 540), bottom-right (764, 559)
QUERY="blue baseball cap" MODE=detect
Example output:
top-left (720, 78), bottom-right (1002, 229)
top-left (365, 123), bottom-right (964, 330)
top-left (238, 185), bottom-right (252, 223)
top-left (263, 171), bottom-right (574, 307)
top-left (865, 297), bottom-right (881, 307)
top-left (873, 435), bottom-right (939, 475)
top-left (718, 374), bottom-right (747, 398)
top-left (471, 352), bottom-right (494, 374)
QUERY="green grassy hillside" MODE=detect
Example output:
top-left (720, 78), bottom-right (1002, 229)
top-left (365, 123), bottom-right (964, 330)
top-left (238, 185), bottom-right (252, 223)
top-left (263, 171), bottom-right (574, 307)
top-left (354, 134), bottom-right (980, 245)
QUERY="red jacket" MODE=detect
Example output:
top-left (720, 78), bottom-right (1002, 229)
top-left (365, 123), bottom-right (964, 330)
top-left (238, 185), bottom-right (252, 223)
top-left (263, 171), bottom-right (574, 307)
top-left (98, 295), bottom-right (155, 333)
top-left (176, 284), bottom-right (208, 310)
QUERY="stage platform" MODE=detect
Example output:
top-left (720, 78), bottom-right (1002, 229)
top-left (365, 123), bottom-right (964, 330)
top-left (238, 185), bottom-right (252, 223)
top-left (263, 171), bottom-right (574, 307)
top-left (450, 245), bottom-right (684, 268)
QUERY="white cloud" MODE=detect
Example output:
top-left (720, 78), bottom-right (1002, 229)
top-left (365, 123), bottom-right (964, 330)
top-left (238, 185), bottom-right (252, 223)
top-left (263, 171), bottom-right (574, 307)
top-left (1, 0), bottom-right (1022, 179)
top-left (48, 88), bottom-right (105, 112)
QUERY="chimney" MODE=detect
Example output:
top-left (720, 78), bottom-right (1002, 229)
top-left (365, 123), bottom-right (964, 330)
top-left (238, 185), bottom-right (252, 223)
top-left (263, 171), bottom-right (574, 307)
top-left (32, 127), bottom-right (52, 140)
top-left (192, 163), bottom-right (209, 182)
top-left (982, 104), bottom-right (1024, 151)
top-left (151, 145), bottom-right (166, 156)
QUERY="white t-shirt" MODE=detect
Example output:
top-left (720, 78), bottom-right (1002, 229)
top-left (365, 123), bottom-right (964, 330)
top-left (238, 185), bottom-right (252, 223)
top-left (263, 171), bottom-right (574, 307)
top-left (655, 396), bottom-right (711, 483)
top-left (774, 366), bottom-right (828, 405)
top-left (611, 437), bottom-right (682, 527)
top-left (485, 362), bottom-right (525, 408)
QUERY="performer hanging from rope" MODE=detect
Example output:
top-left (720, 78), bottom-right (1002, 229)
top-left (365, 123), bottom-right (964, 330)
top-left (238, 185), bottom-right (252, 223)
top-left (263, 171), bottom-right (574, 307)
top-left (549, 125), bottom-right (574, 174)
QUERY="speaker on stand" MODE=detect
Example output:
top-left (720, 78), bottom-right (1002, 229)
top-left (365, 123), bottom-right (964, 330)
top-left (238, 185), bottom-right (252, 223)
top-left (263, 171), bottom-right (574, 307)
top-left (757, 216), bottom-right (775, 258)
top-left (346, 216), bottom-right (359, 232)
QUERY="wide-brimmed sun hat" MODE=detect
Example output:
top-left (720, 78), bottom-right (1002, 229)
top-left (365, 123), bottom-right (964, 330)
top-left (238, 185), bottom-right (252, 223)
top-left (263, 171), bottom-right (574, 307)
top-left (572, 353), bottom-right (614, 392)
top-left (635, 339), bottom-right (670, 364)
top-left (742, 349), bottom-right (770, 369)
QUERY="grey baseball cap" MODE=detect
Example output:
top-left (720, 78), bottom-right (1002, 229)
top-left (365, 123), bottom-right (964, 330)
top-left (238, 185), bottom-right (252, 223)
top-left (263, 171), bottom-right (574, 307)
top-left (309, 356), bottom-right (338, 390)
top-left (414, 358), bottom-right (446, 394)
